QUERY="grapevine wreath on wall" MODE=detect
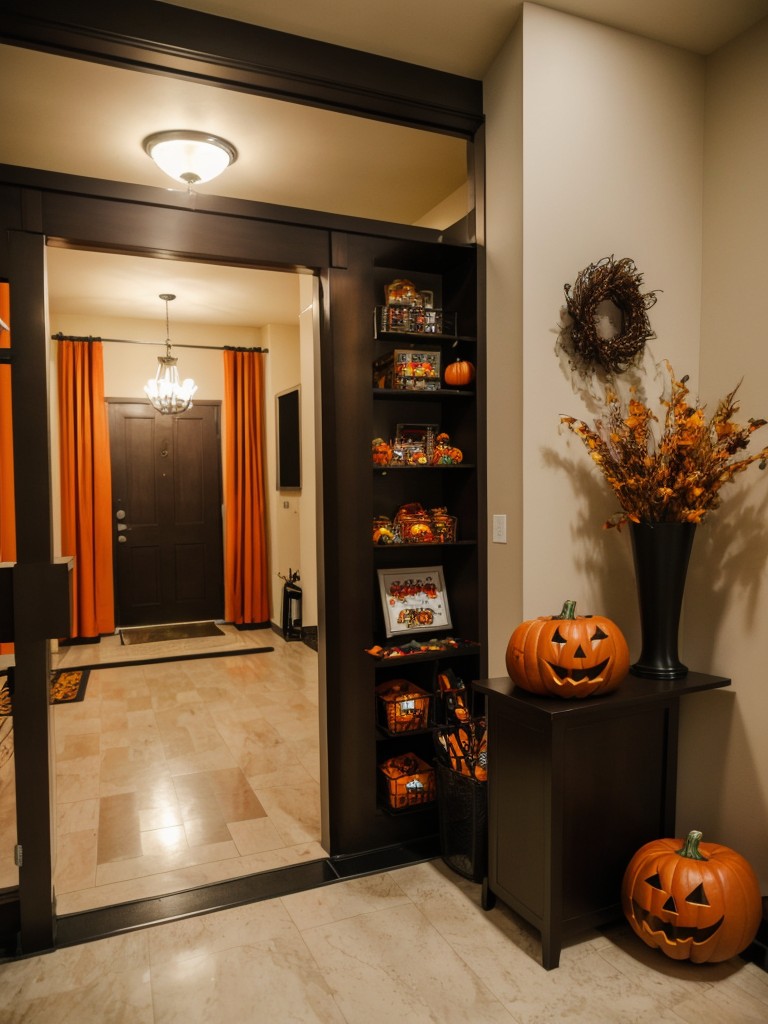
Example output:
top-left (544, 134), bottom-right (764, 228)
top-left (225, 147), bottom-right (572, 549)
top-left (562, 256), bottom-right (658, 374)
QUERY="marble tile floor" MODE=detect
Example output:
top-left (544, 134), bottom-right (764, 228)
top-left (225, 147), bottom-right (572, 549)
top-left (45, 629), bottom-right (325, 913)
top-left (1, 859), bottom-right (767, 1023)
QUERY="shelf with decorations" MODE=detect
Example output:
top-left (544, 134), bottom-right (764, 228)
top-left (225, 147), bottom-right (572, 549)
top-left (322, 234), bottom-right (484, 855)
top-left (368, 269), bottom-right (484, 822)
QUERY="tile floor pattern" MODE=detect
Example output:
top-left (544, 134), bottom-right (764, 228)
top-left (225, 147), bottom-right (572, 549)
top-left (1, 860), bottom-right (767, 1023)
top-left (0, 628), bottom-right (325, 910)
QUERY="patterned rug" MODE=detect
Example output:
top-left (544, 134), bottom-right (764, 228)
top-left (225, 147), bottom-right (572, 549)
top-left (0, 668), bottom-right (90, 715)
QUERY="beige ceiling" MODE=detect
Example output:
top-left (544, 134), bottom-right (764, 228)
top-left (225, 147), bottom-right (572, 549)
top-left (3, 0), bottom-right (767, 331)
top-left (163, 0), bottom-right (768, 76)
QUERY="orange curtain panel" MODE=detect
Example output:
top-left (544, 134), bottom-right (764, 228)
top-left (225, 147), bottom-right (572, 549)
top-left (58, 339), bottom-right (115, 638)
top-left (0, 283), bottom-right (15, 655)
top-left (223, 348), bottom-right (270, 625)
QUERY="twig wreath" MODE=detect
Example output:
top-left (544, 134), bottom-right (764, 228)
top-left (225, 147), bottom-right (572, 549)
top-left (562, 256), bottom-right (659, 374)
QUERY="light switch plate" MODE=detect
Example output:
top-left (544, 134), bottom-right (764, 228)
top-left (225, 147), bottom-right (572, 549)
top-left (492, 514), bottom-right (507, 543)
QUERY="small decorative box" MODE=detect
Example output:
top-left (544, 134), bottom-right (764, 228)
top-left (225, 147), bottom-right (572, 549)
top-left (372, 348), bottom-right (442, 391)
top-left (376, 679), bottom-right (432, 734)
top-left (375, 305), bottom-right (456, 336)
top-left (378, 753), bottom-right (436, 810)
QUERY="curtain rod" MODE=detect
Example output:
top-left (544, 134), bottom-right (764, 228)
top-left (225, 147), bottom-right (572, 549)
top-left (51, 333), bottom-right (268, 353)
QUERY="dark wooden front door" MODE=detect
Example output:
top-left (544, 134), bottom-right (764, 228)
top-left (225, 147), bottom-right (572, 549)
top-left (108, 400), bottom-right (224, 627)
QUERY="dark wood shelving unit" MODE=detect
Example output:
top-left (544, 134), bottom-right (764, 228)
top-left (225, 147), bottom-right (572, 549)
top-left (322, 233), bottom-right (485, 856)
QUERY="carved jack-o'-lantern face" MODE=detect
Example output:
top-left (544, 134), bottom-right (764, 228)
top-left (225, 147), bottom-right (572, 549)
top-left (505, 599), bottom-right (629, 698)
top-left (622, 831), bottom-right (762, 963)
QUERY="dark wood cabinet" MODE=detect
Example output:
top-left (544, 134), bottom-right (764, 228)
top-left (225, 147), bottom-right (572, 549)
top-left (475, 671), bottom-right (731, 969)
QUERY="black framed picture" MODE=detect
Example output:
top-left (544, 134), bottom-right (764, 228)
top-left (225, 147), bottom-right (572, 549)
top-left (276, 386), bottom-right (301, 490)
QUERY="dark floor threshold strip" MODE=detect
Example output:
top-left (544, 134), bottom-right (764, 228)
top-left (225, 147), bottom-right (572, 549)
top-left (67, 647), bottom-right (274, 672)
top-left (55, 841), bottom-right (439, 949)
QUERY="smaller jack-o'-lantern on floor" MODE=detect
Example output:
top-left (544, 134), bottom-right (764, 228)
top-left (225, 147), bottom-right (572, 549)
top-left (505, 599), bottom-right (629, 698)
top-left (622, 830), bottom-right (762, 963)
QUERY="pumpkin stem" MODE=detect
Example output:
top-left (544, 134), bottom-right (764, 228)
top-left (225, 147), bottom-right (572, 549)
top-left (559, 600), bottom-right (577, 619)
top-left (676, 829), bottom-right (708, 861)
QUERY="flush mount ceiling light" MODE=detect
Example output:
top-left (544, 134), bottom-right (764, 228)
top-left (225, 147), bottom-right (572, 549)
top-left (142, 130), bottom-right (238, 187)
top-left (144, 293), bottom-right (198, 415)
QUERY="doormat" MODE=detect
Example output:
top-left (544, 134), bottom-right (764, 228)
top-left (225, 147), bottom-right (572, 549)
top-left (119, 621), bottom-right (225, 646)
top-left (0, 668), bottom-right (90, 716)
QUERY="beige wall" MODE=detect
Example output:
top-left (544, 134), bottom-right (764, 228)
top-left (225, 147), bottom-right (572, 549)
top-left (677, 16), bottom-right (768, 887)
top-left (263, 322), bottom-right (302, 626)
top-left (484, 19), bottom-right (525, 669)
top-left (485, 3), bottom-right (768, 887)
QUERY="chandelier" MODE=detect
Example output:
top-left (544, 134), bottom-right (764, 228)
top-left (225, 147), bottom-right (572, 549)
top-left (144, 294), bottom-right (198, 415)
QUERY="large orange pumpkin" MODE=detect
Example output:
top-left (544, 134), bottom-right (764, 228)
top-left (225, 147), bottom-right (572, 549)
top-left (622, 830), bottom-right (762, 963)
top-left (505, 599), bottom-right (629, 698)
top-left (444, 358), bottom-right (475, 387)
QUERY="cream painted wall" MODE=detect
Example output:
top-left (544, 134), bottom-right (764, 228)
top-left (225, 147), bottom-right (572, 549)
top-left (484, 2), bottom-right (768, 888)
top-left (51, 313), bottom-right (251, 400)
top-left (486, 2), bottom-right (704, 669)
top-left (263, 322), bottom-right (302, 626)
top-left (677, 16), bottom-right (768, 888)
top-left (483, 20), bottom-right (525, 673)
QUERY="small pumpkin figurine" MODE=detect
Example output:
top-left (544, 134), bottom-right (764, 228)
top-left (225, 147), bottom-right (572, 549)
top-left (372, 516), bottom-right (395, 545)
top-left (621, 830), bottom-right (762, 963)
top-left (505, 599), bottom-right (629, 698)
top-left (430, 432), bottom-right (463, 465)
top-left (444, 358), bottom-right (475, 388)
top-left (371, 437), bottom-right (392, 467)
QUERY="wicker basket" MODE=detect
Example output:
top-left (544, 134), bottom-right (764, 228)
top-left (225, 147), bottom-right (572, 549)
top-left (436, 762), bottom-right (488, 882)
top-left (376, 679), bottom-right (431, 734)
top-left (378, 753), bottom-right (436, 810)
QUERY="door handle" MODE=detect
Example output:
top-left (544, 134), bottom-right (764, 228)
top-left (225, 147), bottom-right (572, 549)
top-left (116, 509), bottom-right (126, 520)
top-left (117, 523), bottom-right (128, 532)
top-left (118, 535), bottom-right (127, 543)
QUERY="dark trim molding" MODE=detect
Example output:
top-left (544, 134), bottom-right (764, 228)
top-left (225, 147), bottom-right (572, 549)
top-left (54, 838), bottom-right (438, 951)
top-left (0, 164), bottom-right (458, 249)
top-left (0, 0), bottom-right (483, 137)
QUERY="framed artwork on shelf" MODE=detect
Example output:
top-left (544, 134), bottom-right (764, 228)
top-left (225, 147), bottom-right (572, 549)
top-left (377, 565), bottom-right (452, 638)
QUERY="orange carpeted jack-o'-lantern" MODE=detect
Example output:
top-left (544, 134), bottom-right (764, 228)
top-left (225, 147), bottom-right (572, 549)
top-left (622, 830), bottom-right (762, 963)
top-left (505, 599), bottom-right (629, 698)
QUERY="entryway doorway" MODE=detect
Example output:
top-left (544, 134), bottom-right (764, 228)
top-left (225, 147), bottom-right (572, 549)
top-left (45, 246), bottom-right (322, 917)
top-left (108, 399), bottom-right (224, 627)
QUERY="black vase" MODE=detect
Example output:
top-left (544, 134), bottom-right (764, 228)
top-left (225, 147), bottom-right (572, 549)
top-left (629, 521), bottom-right (697, 680)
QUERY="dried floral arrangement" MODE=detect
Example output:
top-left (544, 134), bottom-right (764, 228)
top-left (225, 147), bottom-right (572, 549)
top-left (561, 361), bottom-right (768, 529)
top-left (562, 256), bottom-right (658, 374)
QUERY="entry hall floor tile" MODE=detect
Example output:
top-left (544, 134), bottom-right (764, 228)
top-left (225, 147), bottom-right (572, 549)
top-left (50, 635), bottom-right (324, 914)
top-left (2, 862), bottom-right (766, 1024)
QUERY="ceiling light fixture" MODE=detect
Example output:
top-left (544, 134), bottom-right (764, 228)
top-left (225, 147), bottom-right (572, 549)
top-left (144, 294), bottom-right (198, 415)
top-left (142, 130), bottom-right (238, 187)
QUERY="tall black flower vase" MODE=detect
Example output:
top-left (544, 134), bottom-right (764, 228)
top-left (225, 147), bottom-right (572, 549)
top-left (629, 521), bottom-right (697, 679)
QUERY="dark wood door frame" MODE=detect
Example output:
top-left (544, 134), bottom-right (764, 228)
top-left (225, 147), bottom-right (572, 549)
top-left (0, 0), bottom-right (483, 138)
top-left (0, 1), bottom-right (485, 956)
top-left (0, 175), bottom-right (483, 956)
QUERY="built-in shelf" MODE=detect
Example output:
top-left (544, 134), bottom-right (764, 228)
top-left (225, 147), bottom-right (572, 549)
top-left (373, 387), bottom-right (474, 400)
